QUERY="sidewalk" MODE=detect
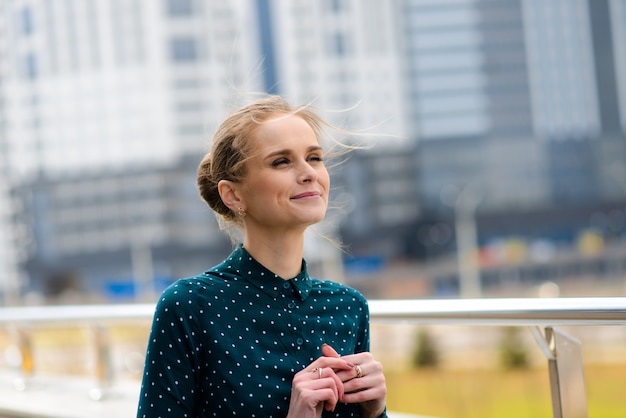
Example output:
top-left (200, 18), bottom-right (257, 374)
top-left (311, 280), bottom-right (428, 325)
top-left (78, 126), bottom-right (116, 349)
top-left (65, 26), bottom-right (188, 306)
top-left (0, 372), bottom-right (139, 418)
top-left (0, 372), bottom-right (433, 418)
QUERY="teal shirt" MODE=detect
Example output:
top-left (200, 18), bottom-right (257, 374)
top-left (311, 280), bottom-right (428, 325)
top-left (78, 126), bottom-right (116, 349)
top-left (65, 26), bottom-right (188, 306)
top-left (137, 245), bottom-right (386, 417)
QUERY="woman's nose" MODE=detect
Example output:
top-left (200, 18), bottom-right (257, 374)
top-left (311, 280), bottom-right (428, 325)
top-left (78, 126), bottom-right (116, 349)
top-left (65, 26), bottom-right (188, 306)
top-left (298, 161), bottom-right (318, 182)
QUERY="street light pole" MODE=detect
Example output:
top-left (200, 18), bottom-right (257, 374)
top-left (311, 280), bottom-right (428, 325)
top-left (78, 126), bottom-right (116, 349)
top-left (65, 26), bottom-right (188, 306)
top-left (130, 232), bottom-right (155, 302)
top-left (454, 183), bottom-right (484, 298)
top-left (607, 162), bottom-right (626, 294)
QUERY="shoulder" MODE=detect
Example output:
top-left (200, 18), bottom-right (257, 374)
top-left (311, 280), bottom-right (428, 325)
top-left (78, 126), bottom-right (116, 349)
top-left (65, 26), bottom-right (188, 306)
top-left (311, 277), bottom-right (365, 297)
top-left (155, 272), bottom-right (231, 310)
top-left (310, 278), bottom-right (370, 308)
top-left (161, 274), bottom-right (218, 295)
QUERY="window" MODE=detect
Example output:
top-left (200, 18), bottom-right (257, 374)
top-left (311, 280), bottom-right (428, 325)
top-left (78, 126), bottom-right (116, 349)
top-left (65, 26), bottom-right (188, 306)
top-left (327, 0), bottom-right (346, 13)
top-left (166, 0), bottom-right (193, 16)
top-left (170, 37), bottom-right (198, 62)
top-left (174, 101), bottom-right (204, 112)
top-left (21, 7), bottom-right (34, 35)
top-left (24, 53), bottom-right (38, 79)
top-left (330, 32), bottom-right (350, 56)
top-left (177, 124), bottom-right (204, 135)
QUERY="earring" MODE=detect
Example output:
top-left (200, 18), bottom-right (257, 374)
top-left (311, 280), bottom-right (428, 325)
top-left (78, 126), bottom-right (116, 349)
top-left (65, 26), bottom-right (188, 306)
top-left (237, 207), bottom-right (246, 217)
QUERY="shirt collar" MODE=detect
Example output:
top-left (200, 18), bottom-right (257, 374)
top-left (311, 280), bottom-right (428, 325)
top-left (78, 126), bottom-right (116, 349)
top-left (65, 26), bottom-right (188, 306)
top-left (229, 244), bottom-right (312, 300)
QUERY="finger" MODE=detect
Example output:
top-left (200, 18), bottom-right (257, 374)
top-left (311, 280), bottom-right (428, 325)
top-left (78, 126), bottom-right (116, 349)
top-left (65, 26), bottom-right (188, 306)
top-left (321, 366), bottom-right (346, 403)
top-left (343, 363), bottom-right (385, 395)
top-left (322, 343), bottom-right (341, 358)
top-left (321, 344), bottom-right (355, 370)
top-left (310, 367), bottom-right (323, 379)
top-left (354, 364), bottom-right (363, 379)
top-left (317, 368), bottom-right (342, 412)
top-left (342, 383), bottom-right (387, 404)
top-left (292, 368), bottom-right (342, 413)
top-left (319, 387), bottom-right (339, 412)
top-left (306, 357), bottom-right (354, 373)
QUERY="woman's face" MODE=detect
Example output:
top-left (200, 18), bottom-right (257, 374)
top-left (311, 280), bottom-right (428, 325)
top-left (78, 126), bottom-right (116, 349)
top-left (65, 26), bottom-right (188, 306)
top-left (237, 114), bottom-right (330, 232)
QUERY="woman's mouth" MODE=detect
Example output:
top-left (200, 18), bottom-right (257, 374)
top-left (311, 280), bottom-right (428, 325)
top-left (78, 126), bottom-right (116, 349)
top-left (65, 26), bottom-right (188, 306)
top-left (291, 191), bottom-right (320, 200)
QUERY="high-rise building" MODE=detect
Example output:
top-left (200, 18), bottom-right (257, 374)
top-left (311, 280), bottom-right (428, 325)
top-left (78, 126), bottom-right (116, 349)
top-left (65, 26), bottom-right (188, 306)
top-left (3, 0), bottom-right (263, 177)
top-left (398, 0), bottom-right (549, 212)
top-left (260, 1), bottom-right (423, 260)
top-left (269, 0), bottom-right (409, 146)
top-left (611, 0), bottom-right (626, 132)
top-left (400, 0), bottom-right (626, 211)
top-left (588, 0), bottom-right (626, 202)
top-left (0, 0), bottom-right (265, 299)
top-left (0, 0), bottom-right (23, 304)
top-left (1, 0), bottom-right (625, 300)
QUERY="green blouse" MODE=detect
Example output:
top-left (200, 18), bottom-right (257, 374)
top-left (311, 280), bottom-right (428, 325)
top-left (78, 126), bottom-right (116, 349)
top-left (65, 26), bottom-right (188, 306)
top-left (137, 244), bottom-right (386, 418)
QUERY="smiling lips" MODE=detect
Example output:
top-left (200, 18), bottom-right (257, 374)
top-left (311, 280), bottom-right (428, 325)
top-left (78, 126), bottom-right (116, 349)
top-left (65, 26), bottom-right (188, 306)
top-left (291, 191), bottom-right (321, 200)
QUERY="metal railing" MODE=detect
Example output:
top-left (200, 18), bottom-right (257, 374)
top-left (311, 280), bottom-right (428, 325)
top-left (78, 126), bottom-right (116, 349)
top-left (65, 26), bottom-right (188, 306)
top-left (1, 297), bottom-right (626, 418)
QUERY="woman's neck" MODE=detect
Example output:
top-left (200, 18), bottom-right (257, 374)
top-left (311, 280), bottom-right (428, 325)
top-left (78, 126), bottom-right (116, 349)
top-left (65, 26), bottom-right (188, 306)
top-left (243, 231), bottom-right (305, 279)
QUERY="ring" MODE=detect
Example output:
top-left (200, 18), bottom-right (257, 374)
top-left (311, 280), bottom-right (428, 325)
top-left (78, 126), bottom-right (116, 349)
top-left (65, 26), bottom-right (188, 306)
top-left (312, 367), bottom-right (323, 379)
top-left (354, 365), bottom-right (363, 378)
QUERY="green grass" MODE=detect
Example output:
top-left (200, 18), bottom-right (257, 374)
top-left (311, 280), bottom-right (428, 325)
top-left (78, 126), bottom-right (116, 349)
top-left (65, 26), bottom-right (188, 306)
top-left (386, 364), bottom-right (626, 418)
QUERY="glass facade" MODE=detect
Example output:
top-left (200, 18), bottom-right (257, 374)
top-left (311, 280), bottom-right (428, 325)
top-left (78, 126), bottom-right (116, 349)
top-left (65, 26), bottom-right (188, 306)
top-left (522, 0), bottom-right (600, 139)
top-left (403, 0), bottom-right (490, 139)
top-left (0, 0), bottom-right (625, 298)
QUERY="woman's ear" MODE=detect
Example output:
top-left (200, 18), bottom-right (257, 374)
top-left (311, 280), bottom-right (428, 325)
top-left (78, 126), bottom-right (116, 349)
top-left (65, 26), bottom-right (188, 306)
top-left (218, 180), bottom-right (242, 212)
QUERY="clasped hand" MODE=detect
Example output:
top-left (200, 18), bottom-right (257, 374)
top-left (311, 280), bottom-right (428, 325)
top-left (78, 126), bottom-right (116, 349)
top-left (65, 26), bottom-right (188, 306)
top-left (287, 344), bottom-right (386, 418)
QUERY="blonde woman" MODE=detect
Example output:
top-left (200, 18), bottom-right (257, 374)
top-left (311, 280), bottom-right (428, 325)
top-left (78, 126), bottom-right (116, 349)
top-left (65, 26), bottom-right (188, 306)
top-left (137, 95), bottom-right (387, 418)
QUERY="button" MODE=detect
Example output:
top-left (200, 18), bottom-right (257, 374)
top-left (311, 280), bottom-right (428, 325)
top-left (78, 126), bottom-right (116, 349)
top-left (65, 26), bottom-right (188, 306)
top-left (296, 338), bottom-right (304, 345)
top-left (288, 302), bottom-right (295, 309)
top-left (283, 282), bottom-right (290, 289)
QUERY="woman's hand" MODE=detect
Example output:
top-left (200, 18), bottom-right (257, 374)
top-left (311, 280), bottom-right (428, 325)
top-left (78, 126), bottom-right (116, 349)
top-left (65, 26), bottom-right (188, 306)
top-left (322, 343), bottom-right (387, 418)
top-left (287, 356), bottom-right (355, 418)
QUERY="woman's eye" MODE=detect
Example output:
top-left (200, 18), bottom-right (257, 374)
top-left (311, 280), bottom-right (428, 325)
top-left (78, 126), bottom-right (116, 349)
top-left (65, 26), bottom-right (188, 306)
top-left (308, 155), bottom-right (323, 162)
top-left (271, 158), bottom-right (289, 167)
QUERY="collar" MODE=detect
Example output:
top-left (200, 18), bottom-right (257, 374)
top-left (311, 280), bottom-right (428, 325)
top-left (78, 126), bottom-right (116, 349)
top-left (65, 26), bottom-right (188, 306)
top-left (217, 244), bottom-right (312, 301)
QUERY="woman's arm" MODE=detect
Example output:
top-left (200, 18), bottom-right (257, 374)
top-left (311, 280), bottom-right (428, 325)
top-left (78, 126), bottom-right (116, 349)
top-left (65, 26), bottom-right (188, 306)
top-left (137, 286), bottom-right (199, 417)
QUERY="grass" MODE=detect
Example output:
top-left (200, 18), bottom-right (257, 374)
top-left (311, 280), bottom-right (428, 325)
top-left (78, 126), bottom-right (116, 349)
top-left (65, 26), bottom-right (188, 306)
top-left (386, 364), bottom-right (626, 418)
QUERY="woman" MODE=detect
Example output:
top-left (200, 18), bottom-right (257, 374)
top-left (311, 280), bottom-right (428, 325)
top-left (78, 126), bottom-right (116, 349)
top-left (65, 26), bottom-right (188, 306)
top-left (137, 95), bottom-right (387, 418)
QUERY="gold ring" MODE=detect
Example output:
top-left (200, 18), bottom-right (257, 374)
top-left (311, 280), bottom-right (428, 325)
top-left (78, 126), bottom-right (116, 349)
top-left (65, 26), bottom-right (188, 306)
top-left (354, 365), bottom-right (363, 378)
top-left (318, 367), bottom-right (323, 379)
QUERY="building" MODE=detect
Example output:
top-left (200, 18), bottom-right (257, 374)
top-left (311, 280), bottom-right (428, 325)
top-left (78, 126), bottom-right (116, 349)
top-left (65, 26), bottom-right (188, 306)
top-left (269, 0), bottom-right (410, 146)
top-left (400, 0), bottom-right (626, 212)
top-left (2, 0), bottom-right (265, 177)
top-left (1, 0), bottom-right (625, 301)
top-left (0, 0), bottom-right (23, 304)
top-left (13, 156), bottom-right (233, 300)
top-left (0, 0), bottom-right (264, 300)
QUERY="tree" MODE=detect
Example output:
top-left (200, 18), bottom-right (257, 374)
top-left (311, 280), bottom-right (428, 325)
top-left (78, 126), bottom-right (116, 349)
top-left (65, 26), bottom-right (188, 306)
top-left (412, 327), bottom-right (439, 368)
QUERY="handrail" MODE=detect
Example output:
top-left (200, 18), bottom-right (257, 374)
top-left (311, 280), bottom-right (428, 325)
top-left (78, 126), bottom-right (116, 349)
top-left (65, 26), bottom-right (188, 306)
top-left (0, 303), bottom-right (155, 324)
top-left (1, 296), bottom-right (626, 418)
top-left (1, 297), bottom-right (625, 326)
top-left (368, 296), bottom-right (626, 325)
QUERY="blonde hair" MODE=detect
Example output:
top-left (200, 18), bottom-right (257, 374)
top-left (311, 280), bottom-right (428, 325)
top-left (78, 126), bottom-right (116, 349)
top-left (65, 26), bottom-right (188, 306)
top-left (197, 95), bottom-right (348, 233)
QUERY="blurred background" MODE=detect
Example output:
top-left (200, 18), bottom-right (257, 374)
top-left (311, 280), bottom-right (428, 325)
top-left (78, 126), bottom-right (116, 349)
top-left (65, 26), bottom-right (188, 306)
top-left (0, 0), bottom-right (625, 306)
top-left (1, 1), bottom-right (626, 417)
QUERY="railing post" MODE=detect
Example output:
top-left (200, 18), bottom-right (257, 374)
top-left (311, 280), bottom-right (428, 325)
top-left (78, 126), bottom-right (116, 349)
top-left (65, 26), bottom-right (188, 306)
top-left (535, 327), bottom-right (589, 418)
top-left (89, 323), bottom-right (114, 400)
top-left (12, 326), bottom-right (34, 391)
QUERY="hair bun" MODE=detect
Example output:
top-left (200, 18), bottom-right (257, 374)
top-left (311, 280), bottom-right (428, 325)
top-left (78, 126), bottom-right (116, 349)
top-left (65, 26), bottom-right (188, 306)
top-left (197, 155), bottom-right (233, 219)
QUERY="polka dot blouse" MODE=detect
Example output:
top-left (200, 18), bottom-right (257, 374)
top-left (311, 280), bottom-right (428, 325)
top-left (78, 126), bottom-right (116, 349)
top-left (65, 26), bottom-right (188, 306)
top-left (137, 244), bottom-right (386, 418)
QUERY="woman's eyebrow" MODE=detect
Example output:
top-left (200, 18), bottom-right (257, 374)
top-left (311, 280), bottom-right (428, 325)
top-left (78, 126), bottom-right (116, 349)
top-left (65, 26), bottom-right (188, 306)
top-left (264, 149), bottom-right (291, 159)
top-left (264, 145), bottom-right (323, 159)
